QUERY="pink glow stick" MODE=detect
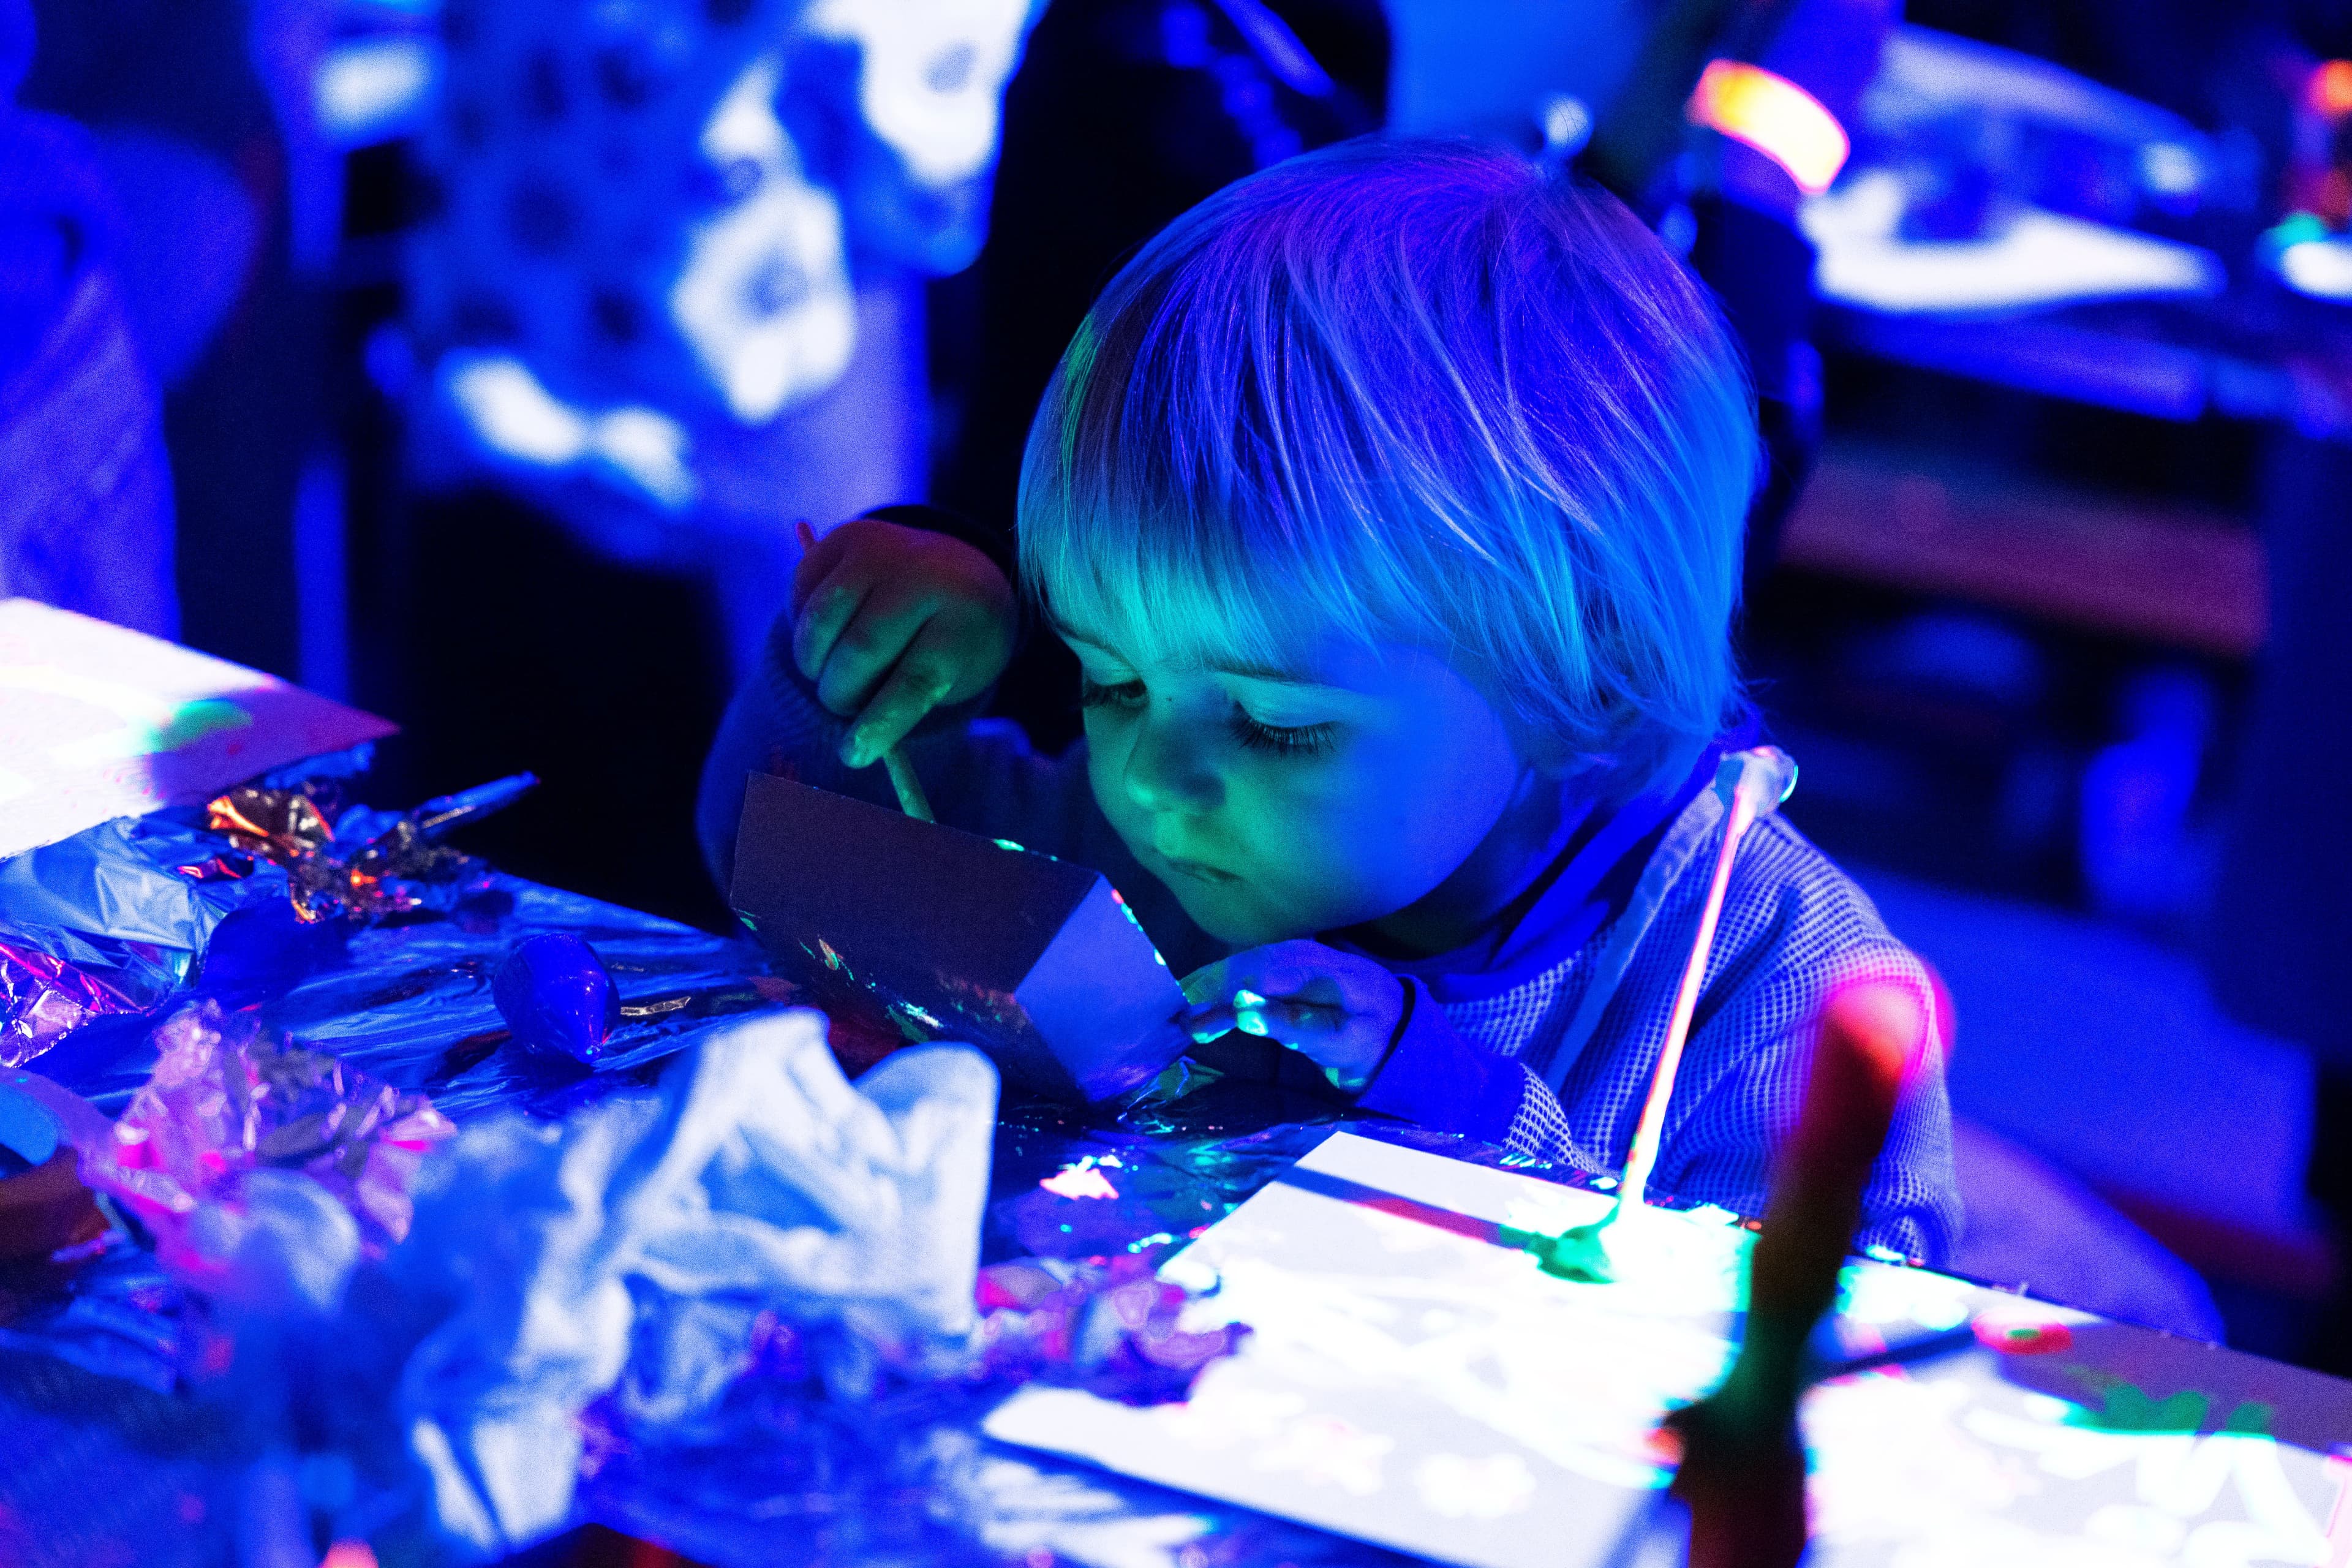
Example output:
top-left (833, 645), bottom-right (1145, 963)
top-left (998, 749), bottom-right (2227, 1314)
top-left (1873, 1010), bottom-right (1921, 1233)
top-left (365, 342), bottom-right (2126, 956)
top-left (1616, 768), bottom-right (1770, 1211)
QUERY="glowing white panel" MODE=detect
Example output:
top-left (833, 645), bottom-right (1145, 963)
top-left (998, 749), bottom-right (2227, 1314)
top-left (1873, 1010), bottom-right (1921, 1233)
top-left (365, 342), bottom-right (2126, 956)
top-left (444, 355), bottom-right (593, 466)
top-left (315, 37), bottom-right (439, 148)
top-left (1803, 171), bottom-right (2223, 314)
top-left (674, 56), bottom-right (857, 423)
top-left (2276, 237), bottom-right (2352, 302)
top-left (592, 407), bottom-right (698, 510)
top-left (700, 55), bottom-right (791, 168)
top-left (988, 1131), bottom-right (2351, 1568)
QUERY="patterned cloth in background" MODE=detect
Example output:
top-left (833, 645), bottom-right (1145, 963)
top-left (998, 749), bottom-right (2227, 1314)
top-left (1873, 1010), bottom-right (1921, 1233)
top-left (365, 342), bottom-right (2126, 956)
top-left (408, 0), bottom-right (1040, 557)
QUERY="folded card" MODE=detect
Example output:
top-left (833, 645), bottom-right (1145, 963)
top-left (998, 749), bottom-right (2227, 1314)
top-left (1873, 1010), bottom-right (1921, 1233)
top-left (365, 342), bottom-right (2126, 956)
top-left (728, 772), bottom-right (1187, 1103)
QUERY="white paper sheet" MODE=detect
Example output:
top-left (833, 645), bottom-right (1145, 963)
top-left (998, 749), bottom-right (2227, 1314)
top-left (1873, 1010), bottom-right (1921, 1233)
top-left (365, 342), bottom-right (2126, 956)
top-left (987, 1131), bottom-right (2352, 1568)
top-left (0, 599), bottom-right (396, 858)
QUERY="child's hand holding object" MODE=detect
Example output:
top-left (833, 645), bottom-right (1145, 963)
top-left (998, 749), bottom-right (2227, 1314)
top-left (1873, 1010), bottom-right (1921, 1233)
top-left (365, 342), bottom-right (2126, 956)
top-left (790, 516), bottom-right (1016, 770)
top-left (1170, 941), bottom-right (1409, 1093)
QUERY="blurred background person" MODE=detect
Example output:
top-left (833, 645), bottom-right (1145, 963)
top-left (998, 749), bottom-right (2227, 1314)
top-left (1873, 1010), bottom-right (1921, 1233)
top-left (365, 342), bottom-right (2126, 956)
top-left (378, 0), bottom-right (1039, 921)
top-left (17, 0), bottom-right (336, 676)
top-left (0, 0), bottom-right (178, 638)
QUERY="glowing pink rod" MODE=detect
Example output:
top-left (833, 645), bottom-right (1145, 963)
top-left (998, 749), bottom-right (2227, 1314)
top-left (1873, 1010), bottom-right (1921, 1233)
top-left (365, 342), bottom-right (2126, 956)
top-left (1619, 764), bottom-right (1774, 1210)
top-left (1528, 760), bottom-right (1776, 1281)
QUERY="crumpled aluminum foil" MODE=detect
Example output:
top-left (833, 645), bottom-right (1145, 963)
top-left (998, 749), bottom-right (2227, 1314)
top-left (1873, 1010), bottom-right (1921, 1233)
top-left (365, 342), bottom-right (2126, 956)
top-left (202, 772), bottom-right (535, 925)
top-left (81, 999), bottom-right (456, 1292)
top-left (0, 774), bottom-right (538, 1068)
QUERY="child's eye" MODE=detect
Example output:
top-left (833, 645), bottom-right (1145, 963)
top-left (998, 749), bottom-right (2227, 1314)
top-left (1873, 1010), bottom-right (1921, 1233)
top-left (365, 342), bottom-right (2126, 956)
top-left (1230, 712), bottom-right (1340, 757)
top-left (1078, 675), bottom-right (1146, 711)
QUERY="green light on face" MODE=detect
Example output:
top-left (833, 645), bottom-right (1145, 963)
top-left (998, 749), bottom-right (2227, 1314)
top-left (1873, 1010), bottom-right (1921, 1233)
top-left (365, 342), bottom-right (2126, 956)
top-left (992, 839), bottom-right (1028, 854)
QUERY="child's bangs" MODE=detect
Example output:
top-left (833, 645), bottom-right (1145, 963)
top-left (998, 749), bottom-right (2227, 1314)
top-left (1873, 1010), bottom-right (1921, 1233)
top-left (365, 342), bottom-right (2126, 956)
top-left (1022, 445), bottom-right (1407, 681)
top-left (1019, 287), bottom-right (1425, 679)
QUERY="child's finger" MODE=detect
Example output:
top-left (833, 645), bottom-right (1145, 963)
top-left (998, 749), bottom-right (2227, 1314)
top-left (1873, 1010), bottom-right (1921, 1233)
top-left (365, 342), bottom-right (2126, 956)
top-left (791, 560), bottom-right (876, 687)
top-left (1182, 996), bottom-right (1343, 1049)
top-left (842, 619), bottom-right (963, 767)
top-left (1188, 949), bottom-right (1319, 1009)
top-left (1180, 1001), bottom-right (1237, 1043)
top-left (1243, 999), bottom-right (1345, 1046)
top-left (1212, 941), bottom-right (1395, 1019)
top-left (811, 576), bottom-right (938, 719)
top-left (1178, 960), bottom-right (1228, 1009)
top-left (788, 519), bottom-right (853, 617)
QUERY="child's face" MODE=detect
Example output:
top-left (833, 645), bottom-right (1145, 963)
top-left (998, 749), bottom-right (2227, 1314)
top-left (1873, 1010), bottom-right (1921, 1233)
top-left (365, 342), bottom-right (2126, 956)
top-left (1061, 617), bottom-right (1543, 950)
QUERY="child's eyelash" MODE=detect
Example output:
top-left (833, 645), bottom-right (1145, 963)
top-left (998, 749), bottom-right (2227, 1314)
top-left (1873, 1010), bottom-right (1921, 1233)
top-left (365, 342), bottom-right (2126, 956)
top-left (1230, 714), bottom-right (1340, 756)
top-left (1079, 676), bottom-right (1338, 758)
top-left (1078, 676), bottom-right (1145, 710)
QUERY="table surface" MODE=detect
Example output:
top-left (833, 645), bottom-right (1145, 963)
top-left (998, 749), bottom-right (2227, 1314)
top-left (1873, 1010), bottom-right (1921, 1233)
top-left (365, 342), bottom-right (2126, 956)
top-left (0, 867), bottom-right (1456, 1568)
top-left (4, 858), bottom-right (2350, 1568)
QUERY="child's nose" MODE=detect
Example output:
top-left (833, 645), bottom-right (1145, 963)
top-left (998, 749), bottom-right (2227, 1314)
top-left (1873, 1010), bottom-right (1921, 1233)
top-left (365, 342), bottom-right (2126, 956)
top-left (1120, 712), bottom-right (1223, 814)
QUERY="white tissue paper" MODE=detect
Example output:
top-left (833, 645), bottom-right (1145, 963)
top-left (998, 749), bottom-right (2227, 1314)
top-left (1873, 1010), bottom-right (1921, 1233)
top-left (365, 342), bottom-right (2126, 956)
top-left (382, 1007), bottom-right (998, 1556)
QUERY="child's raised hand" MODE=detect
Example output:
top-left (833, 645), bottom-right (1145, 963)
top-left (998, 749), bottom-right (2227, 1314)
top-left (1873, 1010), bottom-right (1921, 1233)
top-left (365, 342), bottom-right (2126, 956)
top-left (1176, 941), bottom-right (1408, 1093)
top-left (788, 516), bottom-right (1016, 768)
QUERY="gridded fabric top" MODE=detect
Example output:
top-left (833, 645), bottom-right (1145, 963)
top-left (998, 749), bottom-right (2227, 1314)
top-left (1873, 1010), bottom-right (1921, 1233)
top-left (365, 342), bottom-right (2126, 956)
top-left (1436, 813), bottom-right (1959, 1263)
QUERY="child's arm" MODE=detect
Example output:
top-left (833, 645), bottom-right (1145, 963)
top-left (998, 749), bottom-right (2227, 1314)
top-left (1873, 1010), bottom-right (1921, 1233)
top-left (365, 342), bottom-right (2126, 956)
top-left (696, 516), bottom-right (1224, 974)
top-left (1173, 944), bottom-right (1613, 1176)
top-left (698, 513), bottom-right (1013, 889)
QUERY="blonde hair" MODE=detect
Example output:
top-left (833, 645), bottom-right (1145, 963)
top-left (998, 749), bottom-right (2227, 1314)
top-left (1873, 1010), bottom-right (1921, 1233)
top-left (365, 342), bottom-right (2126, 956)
top-left (1019, 136), bottom-right (1758, 790)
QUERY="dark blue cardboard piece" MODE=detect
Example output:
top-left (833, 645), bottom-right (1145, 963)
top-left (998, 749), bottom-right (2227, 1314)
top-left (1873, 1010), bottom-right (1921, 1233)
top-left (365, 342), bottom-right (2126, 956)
top-left (728, 772), bottom-right (1188, 1102)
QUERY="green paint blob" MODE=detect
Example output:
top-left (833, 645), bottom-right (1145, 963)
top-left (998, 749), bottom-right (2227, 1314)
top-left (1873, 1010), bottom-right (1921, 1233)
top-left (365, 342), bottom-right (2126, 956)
top-left (155, 698), bottom-right (252, 751)
top-left (1500, 1223), bottom-right (1616, 1284)
top-left (2061, 1371), bottom-right (2275, 1436)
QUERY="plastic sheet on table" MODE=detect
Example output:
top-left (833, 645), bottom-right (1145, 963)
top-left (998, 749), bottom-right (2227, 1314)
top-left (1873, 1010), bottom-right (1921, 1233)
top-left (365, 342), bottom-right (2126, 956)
top-left (51, 877), bottom-right (775, 1122)
top-left (0, 1340), bottom-right (249, 1568)
top-left (0, 840), bottom-right (1627, 1568)
top-left (0, 813), bottom-right (305, 1068)
top-left (585, 1404), bottom-right (1427, 1568)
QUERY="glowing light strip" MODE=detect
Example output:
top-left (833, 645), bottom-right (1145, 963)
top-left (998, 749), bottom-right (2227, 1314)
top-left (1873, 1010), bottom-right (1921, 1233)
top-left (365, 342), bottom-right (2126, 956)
top-left (1687, 59), bottom-right (1850, 197)
top-left (2310, 59), bottom-right (2352, 119)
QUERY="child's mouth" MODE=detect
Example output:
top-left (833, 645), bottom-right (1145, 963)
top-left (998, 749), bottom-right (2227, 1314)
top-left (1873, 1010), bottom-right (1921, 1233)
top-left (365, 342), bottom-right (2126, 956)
top-left (1158, 853), bottom-right (1238, 886)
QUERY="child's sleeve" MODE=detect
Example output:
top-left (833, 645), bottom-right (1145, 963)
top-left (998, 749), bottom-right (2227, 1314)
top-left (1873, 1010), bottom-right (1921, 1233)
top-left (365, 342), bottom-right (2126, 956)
top-left (1352, 986), bottom-right (1616, 1179)
top-left (1645, 935), bottom-right (1964, 1268)
top-left (1354, 853), bottom-right (1964, 1267)
top-left (697, 616), bottom-right (918, 891)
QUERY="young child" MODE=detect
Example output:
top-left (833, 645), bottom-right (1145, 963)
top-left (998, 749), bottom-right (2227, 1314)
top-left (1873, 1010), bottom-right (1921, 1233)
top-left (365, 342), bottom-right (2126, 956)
top-left (699, 137), bottom-right (1961, 1263)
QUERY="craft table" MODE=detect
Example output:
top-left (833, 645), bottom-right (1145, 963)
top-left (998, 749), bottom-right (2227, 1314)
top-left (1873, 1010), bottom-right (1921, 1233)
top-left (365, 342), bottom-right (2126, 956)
top-left (0, 853), bottom-right (1420, 1568)
top-left (2, 837), bottom-right (2350, 1568)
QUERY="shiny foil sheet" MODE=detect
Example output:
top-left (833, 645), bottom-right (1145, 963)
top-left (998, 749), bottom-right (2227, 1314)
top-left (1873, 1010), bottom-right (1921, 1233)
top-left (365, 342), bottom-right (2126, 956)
top-left (0, 826), bottom-right (1553, 1568)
